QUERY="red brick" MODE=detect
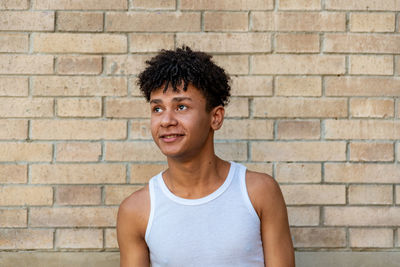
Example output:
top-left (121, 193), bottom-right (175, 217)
top-left (105, 142), bottom-right (165, 162)
top-left (0, 143), bottom-right (52, 162)
top-left (0, 11), bottom-right (54, 31)
top-left (275, 76), bottom-right (321, 96)
top-left (0, 33), bottom-right (28, 52)
top-left (0, 165), bottom-right (27, 184)
top-left (56, 229), bottom-right (103, 249)
top-left (251, 141), bottom-right (346, 161)
top-left (326, 0), bottom-right (400, 11)
top-left (177, 33), bottom-right (271, 53)
top-left (0, 55), bottom-right (53, 75)
top-left (33, 76), bottom-right (127, 96)
top-left (277, 120), bottom-right (320, 140)
top-left (0, 77), bottom-right (28, 96)
top-left (57, 11), bottom-right (103, 32)
top-left (105, 185), bottom-right (142, 205)
top-left (33, 0), bottom-right (128, 10)
top-left (0, 186), bottom-right (53, 206)
top-left (0, 229), bottom-right (53, 249)
top-left (350, 142), bottom-right (394, 162)
top-left (0, 209), bottom-right (26, 227)
top-left (276, 163), bottom-right (321, 183)
top-left (231, 76), bottom-right (273, 96)
top-left (106, 12), bottom-right (200, 32)
top-left (252, 55), bottom-right (345, 75)
top-left (253, 97), bottom-right (347, 118)
top-left (325, 34), bottom-right (400, 53)
top-left (30, 207), bottom-right (118, 227)
top-left (0, 120), bottom-right (27, 140)
top-left (324, 207), bottom-right (400, 226)
top-left (56, 142), bottom-right (102, 162)
top-left (281, 185), bottom-right (345, 205)
top-left (55, 186), bottom-right (101, 205)
top-left (287, 207), bottom-right (319, 226)
top-left (180, 0), bottom-right (273, 10)
top-left (326, 77), bottom-right (400, 96)
top-left (31, 164), bottom-right (126, 184)
top-left (325, 163), bottom-right (400, 183)
top-left (31, 120), bottom-right (127, 140)
top-left (291, 228), bottom-right (346, 248)
top-left (56, 55), bottom-right (102, 75)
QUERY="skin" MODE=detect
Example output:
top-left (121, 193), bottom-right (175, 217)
top-left (117, 83), bottom-right (295, 267)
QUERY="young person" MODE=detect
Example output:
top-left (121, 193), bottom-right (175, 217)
top-left (117, 46), bottom-right (295, 267)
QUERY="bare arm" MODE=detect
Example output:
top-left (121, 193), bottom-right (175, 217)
top-left (117, 186), bottom-right (151, 267)
top-left (247, 172), bottom-right (295, 267)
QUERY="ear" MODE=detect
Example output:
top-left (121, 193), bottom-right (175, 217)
top-left (210, 105), bottom-right (225, 131)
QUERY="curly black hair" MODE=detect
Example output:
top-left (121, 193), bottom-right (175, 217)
top-left (137, 46), bottom-right (231, 111)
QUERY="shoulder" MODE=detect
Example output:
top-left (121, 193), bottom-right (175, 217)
top-left (117, 184), bottom-right (150, 238)
top-left (245, 170), bottom-right (286, 218)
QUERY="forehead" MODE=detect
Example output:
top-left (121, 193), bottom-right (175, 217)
top-left (149, 83), bottom-right (206, 103)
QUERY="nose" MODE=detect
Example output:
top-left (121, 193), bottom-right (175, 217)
top-left (160, 109), bottom-right (178, 127)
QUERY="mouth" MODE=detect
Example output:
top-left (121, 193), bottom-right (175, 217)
top-left (159, 133), bottom-right (185, 142)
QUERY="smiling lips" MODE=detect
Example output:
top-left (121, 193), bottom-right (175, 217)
top-left (159, 133), bottom-right (185, 142)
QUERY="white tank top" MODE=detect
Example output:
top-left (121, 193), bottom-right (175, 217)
top-left (145, 161), bottom-right (265, 266)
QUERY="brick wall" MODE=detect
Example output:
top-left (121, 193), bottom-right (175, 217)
top-left (0, 0), bottom-right (399, 256)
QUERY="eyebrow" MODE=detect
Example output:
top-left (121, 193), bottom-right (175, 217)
top-left (150, 97), bottom-right (192, 104)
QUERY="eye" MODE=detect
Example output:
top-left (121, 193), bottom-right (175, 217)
top-left (177, 104), bottom-right (187, 111)
top-left (152, 106), bottom-right (162, 113)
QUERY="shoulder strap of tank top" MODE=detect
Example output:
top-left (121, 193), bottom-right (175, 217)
top-left (238, 164), bottom-right (260, 221)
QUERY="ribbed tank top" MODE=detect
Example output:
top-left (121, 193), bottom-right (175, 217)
top-left (145, 161), bottom-right (265, 266)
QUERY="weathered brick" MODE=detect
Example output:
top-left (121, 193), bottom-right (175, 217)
top-left (56, 142), bottom-right (102, 162)
top-left (275, 76), bottom-right (321, 97)
top-left (325, 120), bottom-right (400, 140)
top-left (350, 98), bottom-right (394, 118)
top-left (105, 55), bottom-right (150, 75)
top-left (204, 12), bottom-right (248, 31)
top-left (55, 186), bottom-right (101, 205)
top-left (287, 207), bottom-right (319, 226)
top-left (132, 0), bottom-right (176, 9)
top-left (215, 142), bottom-right (247, 161)
top-left (57, 98), bottom-right (102, 117)
top-left (396, 56), bottom-right (400, 75)
top-left (326, 77), bottom-right (400, 96)
top-left (56, 55), bottom-right (102, 75)
top-left (279, 0), bottom-right (321, 10)
top-left (243, 163), bottom-right (273, 175)
top-left (181, 0), bottom-right (273, 10)
top-left (326, 0), bottom-right (400, 11)
top-left (0, 120), bottom-right (27, 140)
top-left (281, 185), bottom-right (345, 205)
top-left (56, 229), bottom-right (103, 248)
top-left (396, 186), bottom-right (400, 204)
top-left (325, 163), bottom-right (400, 183)
top-left (129, 34), bottom-right (174, 53)
top-left (30, 207), bottom-right (118, 227)
top-left (0, 33), bottom-right (28, 52)
top-left (291, 228), bottom-right (346, 248)
top-left (0, 209), bottom-right (26, 227)
top-left (0, 11), bottom-right (54, 31)
top-left (252, 12), bottom-right (345, 31)
top-left (0, 98), bottom-right (53, 118)
top-left (106, 12), bottom-right (200, 32)
top-left (105, 185), bottom-right (142, 205)
top-left (31, 120), bottom-right (127, 140)
top-left (231, 76), bottom-right (273, 96)
top-left (0, 55), bottom-right (53, 74)
top-left (0, 186), bottom-right (52, 205)
top-left (225, 98), bottom-right (249, 118)
top-left (252, 55), bottom-right (345, 74)
top-left (216, 119), bottom-right (273, 140)
top-left (277, 120), bottom-right (320, 140)
top-left (33, 0), bottom-right (128, 10)
top-left (106, 98), bottom-right (149, 118)
top-left (31, 164), bottom-right (126, 184)
top-left (276, 33), bottom-right (320, 53)
top-left (348, 185), bottom-right (393, 205)
top-left (0, 143), bottom-right (52, 162)
top-left (57, 12), bottom-right (103, 32)
top-left (213, 55), bottom-right (249, 75)
top-left (350, 142), bottom-right (394, 162)
top-left (0, 165), bottom-right (27, 184)
top-left (350, 228), bottom-right (393, 248)
top-left (130, 119), bottom-right (151, 140)
top-left (0, 77), bottom-right (28, 96)
top-left (325, 34), bottom-right (400, 53)
top-left (276, 163), bottom-right (321, 183)
top-left (105, 228), bottom-right (118, 248)
top-left (105, 142), bottom-right (165, 162)
top-left (33, 33), bottom-right (127, 53)
top-left (177, 33), bottom-right (271, 53)
top-left (349, 55), bottom-right (393, 75)
top-left (251, 142), bottom-right (346, 161)
top-left (350, 12), bottom-right (395, 32)
top-left (324, 207), bottom-right (400, 226)
top-left (253, 97), bottom-right (347, 118)
top-left (0, 229), bottom-right (53, 249)
top-left (130, 164), bottom-right (167, 183)
top-left (33, 76), bottom-right (127, 96)
top-left (0, 0), bottom-right (29, 10)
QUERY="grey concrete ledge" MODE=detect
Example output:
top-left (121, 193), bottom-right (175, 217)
top-left (1, 251), bottom-right (400, 267)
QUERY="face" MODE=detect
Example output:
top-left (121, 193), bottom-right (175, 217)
top-left (150, 84), bottom-right (224, 160)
